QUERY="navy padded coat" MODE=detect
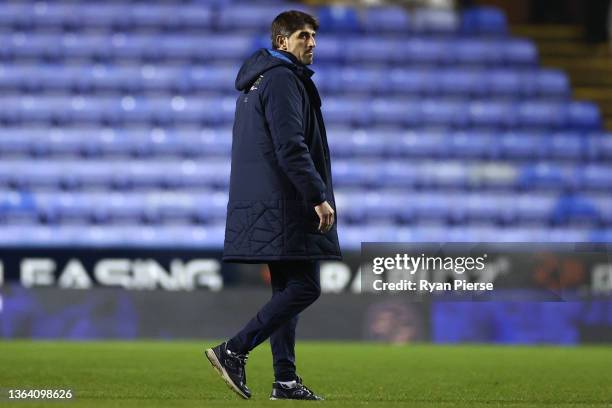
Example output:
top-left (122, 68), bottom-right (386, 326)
top-left (222, 48), bottom-right (342, 263)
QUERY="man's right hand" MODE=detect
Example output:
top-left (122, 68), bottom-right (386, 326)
top-left (314, 201), bottom-right (335, 234)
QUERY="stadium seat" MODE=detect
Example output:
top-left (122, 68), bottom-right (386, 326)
top-left (548, 132), bottom-right (584, 160)
top-left (469, 101), bottom-right (516, 128)
top-left (551, 194), bottom-right (600, 225)
top-left (517, 101), bottom-right (565, 128)
top-left (396, 131), bottom-right (447, 158)
top-left (580, 164), bottom-right (612, 190)
top-left (586, 132), bottom-right (612, 160)
top-left (498, 132), bottom-right (546, 159)
top-left (218, 5), bottom-right (308, 31)
top-left (518, 163), bottom-right (576, 190)
top-left (317, 5), bottom-right (361, 33)
top-left (502, 39), bottom-right (538, 65)
top-left (370, 98), bottom-right (420, 126)
top-left (420, 100), bottom-right (469, 127)
top-left (438, 69), bottom-right (487, 96)
top-left (401, 38), bottom-right (449, 64)
top-left (567, 102), bottom-right (601, 130)
top-left (386, 68), bottom-right (436, 95)
top-left (361, 6), bottom-right (410, 33)
top-left (454, 40), bottom-right (502, 65)
top-left (412, 8), bottom-right (459, 33)
top-left (485, 69), bottom-right (522, 96)
top-left (461, 6), bottom-right (507, 35)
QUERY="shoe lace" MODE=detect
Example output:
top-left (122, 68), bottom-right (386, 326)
top-left (295, 377), bottom-right (315, 397)
top-left (226, 348), bottom-right (249, 383)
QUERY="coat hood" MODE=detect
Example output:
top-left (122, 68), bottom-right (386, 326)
top-left (235, 48), bottom-right (314, 92)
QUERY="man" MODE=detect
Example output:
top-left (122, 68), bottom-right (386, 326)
top-left (205, 10), bottom-right (342, 401)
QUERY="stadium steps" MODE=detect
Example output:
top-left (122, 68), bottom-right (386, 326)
top-left (513, 24), bottom-right (612, 130)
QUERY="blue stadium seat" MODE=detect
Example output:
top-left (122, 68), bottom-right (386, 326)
top-left (485, 69), bottom-right (522, 96)
top-left (502, 39), bottom-right (538, 65)
top-left (192, 191), bottom-right (229, 223)
top-left (454, 40), bottom-right (502, 65)
top-left (551, 194), bottom-right (600, 225)
top-left (386, 68), bottom-right (435, 95)
top-left (331, 67), bottom-right (385, 94)
top-left (412, 8), bottom-right (459, 33)
top-left (188, 66), bottom-right (237, 93)
top-left (420, 100), bottom-right (469, 127)
top-left (0, 3), bottom-right (30, 27)
top-left (580, 164), bottom-right (612, 190)
top-left (448, 131), bottom-right (495, 158)
top-left (76, 4), bottom-right (130, 29)
top-left (361, 6), bottom-right (410, 33)
top-left (0, 128), bottom-right (38, 156)
top-left (567, 102), bottom-right (601, 130)
top-left (327, 128), bottom-right (386, 157)
top-left (322, 97), bottom-right (369, 126)
top-left (530, 69), bottom-right (570, 97)
top-left (548, 132), bottom-right (584, 160)
top-left (159, 35), bottom-right (201, 60)
top-left (461, 7), bottom-right (507, 35)
top-left (412, 192), bottom-right (460, 221)
top-left (588, 194), bottom-right (612, 224)
top-left (197, 35), bottom-right (255, 61)
top-left (176, 5), bottom-right (214, 29)
top-left (218, 5), bottom-right (308, 31)
top-left (0, 190), bottom-right (37, 224)
top-left (370, 98), bottom-right (420, 126)
top-left (462, 192), bottom-right (515, 223)
top-left (438, 69), bottom-right (486, 96)
top-left (498, 132), bottom-right (546, 159)
top-left (515, 193), bottom-right (558, 223)
top-left (66, 160), bottom-right (120, 188)
top-left (423, 161), bottom-right (469, 188)
top-left (62, 34), bottom-right (111, 60)
top-left (332, 160), bottom-right (383, 187)
top-left (469, 100), bottom-right (516, 128)
top-left (396, 130), bottom-right (447, 158)
top-left (401, 38), bottom-right (449, 64)
top-left (317, 5), bottom-right (361, 33)
top-left (518, 163), bottom-right (576, 190)
top-left (9, 34), bottom-right (62, 60)
top-left (517, 101), bottom-right (565, 128)
top-left (361, 191), bottom-right (406, 223)
top-left (586, 132), bottom-right (612, 160)
top-left (345, 37), bottom-right (398, 64)
top-left (129, 4), bottom-right (180, 29)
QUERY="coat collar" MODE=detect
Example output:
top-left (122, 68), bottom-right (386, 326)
top-left (266, 49), bottom-right (315, 78)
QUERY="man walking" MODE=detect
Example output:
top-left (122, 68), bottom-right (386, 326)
top-left (205, 10), bottom-right (341, 401)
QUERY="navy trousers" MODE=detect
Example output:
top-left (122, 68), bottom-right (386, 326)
top-left (227, 260), bottom-right (321, 381)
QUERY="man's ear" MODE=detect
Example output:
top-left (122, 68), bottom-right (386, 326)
top-left (275, 35), bottom-right (287, 51)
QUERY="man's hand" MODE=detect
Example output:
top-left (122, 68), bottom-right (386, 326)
top-left (314, 201), bottom-right (335, 233)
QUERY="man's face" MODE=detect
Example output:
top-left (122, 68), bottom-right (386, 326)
top-left (277, 24), bottom-right (316, 65)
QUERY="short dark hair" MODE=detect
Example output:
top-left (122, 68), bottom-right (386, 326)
top-left (270, 10), bottom-right (319, 50)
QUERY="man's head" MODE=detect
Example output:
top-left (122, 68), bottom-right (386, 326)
top-left (271, 10), bottom-right (319, 65)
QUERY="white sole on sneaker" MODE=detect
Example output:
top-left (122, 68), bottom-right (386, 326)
top-left (205, 348), bottom-right (250, 399)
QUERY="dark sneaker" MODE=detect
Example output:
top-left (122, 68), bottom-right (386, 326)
top-left (205, 342), bottom-right (251, 399)
top-left (270, 375), bottom-right (324, 401)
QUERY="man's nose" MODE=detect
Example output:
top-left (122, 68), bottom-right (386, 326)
top-left (308, 37), bottom-right (316, 48)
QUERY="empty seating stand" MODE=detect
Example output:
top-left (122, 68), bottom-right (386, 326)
top-left (0, 2), bottom-right (608, 248)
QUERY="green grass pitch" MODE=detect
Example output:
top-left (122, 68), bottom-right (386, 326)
top-left (0, 341), bottom-right (610, 407)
